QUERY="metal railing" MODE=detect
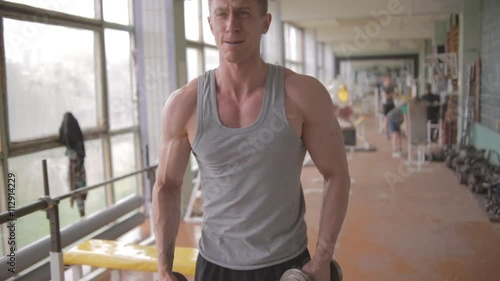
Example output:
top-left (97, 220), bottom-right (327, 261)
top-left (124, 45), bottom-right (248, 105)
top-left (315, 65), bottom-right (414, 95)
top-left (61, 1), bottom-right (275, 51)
top-left (0, 159), bottom-right (157, 281)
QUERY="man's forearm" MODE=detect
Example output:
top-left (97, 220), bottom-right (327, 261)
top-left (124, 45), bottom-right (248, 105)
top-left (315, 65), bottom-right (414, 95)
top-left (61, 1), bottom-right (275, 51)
top-left (313, 176), bottom-right (350, 263)
top-left (152, 183), bottom-right (182, 276)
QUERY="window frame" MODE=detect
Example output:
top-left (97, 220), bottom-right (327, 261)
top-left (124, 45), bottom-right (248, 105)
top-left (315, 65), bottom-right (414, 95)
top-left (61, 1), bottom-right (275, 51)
top-left (185, 0), bottom-right (218, 76)
top-left (283, 22), bottom-right (305, 74)
top-left (0, 0), bottom-right (142, 232)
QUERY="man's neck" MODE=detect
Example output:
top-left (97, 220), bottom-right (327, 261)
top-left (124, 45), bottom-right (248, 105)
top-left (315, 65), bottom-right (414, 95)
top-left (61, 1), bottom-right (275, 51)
top-left (215, 58), bottom-right (268, 98)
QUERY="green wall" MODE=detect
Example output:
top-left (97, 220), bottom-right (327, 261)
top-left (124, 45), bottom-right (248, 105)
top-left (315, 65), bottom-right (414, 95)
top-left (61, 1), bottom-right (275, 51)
top-left (453, 0), bottom-right (500, 164)
top-left (472, 123), bottom-right (500, 164)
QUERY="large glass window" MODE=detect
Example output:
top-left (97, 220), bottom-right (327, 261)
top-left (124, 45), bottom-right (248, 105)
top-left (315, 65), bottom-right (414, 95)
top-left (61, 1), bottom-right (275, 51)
top-left (204, 47), bottom-right (219, 71)
top-left (4, 19), bottom-right (96, 142)
top-left (186, 47), bottom-right (202, 82)
top-left (201, 0), bottom-right (216, 46)
top-left (185, 0), bottom-right (200, 41)
top-left (103, 0), bottom-right (131, 25)
top-left (111, 133), bottom-right (138, 201)
top-left (317, 43), bottom-right (325, 83)
top-left (7, 139), bottom-right (105, 248)
top-left (284, 23), bottom-right (304, 74)
top-left (184, 0), bottom-right (219, 82)
top-left (6, 0), bottom-right (95, 18)
top-left (105, 29), bottom-right (136, 130)
top-left (0, 0), bottom-right (141, 254)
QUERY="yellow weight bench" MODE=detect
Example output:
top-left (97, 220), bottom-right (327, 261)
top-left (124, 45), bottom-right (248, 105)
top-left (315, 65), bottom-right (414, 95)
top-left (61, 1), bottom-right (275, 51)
top-left (64, 239), bottom-right (198, 277)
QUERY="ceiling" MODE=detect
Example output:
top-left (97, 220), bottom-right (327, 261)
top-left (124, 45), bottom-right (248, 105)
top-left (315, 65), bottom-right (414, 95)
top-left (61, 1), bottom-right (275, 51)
top-left (279, 0), bottom-right (463, 56)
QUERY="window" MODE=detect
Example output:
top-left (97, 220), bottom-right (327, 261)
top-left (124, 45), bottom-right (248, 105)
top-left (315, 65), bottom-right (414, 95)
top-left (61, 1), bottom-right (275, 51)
top-left (0, 1), bottom-right (141, 253)
top-left (201, 0), bottom-right (216, 46)
top-left (6, 0), bottom-right (95, 18)
top-left (186, 47), bottom-right (202, 82)
top-left (284, 23), bottom-right (304, 74)
top-left (317, 43), bottom-right (325, 83)
top-left (8, 139), bottom-right (105, 248)
top-left (204, 47), bottom-right (219, 71)
top-left (184, 0), bottom-right (200, 41)
top-left (111, 133), bottom-right (139, 201)
top-left (105, 29), bottom-right (136, 130)
top-left (184, 0), bottom-right (219, 81)
top-left (4, 19), bottom-right (96, 142)
top-left (103, 0), bottom-right (131, 25)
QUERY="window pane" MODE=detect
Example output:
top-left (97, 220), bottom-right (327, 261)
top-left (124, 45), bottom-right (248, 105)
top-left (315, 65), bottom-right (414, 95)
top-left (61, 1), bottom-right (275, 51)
top-left (4, 19), bottom-right (96, 142)
top-left (103, 0), bottom-right (131, 25)
top-left (112, 133), bottom-right (138, 201)
top-left (185, 0), bottom-right (200, 41)
top-left (295, 28), bottom-right (303, 62)
top-left (202, 0), bottom-right (216, 45)
top-left (318, 43), bottom-right (324, 66)
top-left (286, 62), bottom-right (303, 74)
top-left (105, 29), bottom-right (136, 130)
top-left (6, 0), bottom-right (95, 18)
top-left (187, 47), bottom-right (201, 82)
top-left (204, 48), bottom-right (219, 71)
top-left (284, 24), bottom-right (292, 61)
top-left (290, 27), bottom-right (298, 61)
top-left (8, 139), bottom-right (105, 248)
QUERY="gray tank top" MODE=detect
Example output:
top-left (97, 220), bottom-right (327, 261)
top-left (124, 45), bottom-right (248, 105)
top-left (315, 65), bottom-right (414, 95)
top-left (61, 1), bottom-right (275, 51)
top-left (191, 64), bottom-right (308, 270)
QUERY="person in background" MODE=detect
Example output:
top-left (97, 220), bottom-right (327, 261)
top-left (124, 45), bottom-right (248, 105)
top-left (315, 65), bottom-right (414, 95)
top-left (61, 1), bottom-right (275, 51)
top-left (386, 103), bottom-right (408, 158)
top-left (381, 74), bottom-right (396, 138)
top-left (421, 83), bottom-right (441, 141)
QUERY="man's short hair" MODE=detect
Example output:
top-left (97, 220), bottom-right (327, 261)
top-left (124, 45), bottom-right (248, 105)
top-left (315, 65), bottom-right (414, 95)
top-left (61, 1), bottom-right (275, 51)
top-left (208, 0), bottom-right (268, 16)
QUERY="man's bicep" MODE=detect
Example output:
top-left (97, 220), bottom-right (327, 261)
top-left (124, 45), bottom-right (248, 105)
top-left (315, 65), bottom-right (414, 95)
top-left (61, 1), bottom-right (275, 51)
top-left (157, 136), bottom-right (191, 188)
top-left (155, 101), bottom-right (192, 189)
top-left (304, 114), bottom-right (348, 178)
top-left (301, 90), bottom-right (348, 178)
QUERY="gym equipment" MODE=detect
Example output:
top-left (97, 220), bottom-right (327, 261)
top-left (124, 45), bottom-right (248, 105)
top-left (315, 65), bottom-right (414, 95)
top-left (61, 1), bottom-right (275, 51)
top-left (454, 148), bottom-right (486, 185)
top-left (173, 272), bottom-right (188, 281)
top-left (406, 99), bottom-right (430, 171)
top-left (460, 64), bottom-right (476, 146)
top-left (64, 239), bottom-right (198, 276)
top-left (280, 260), bottom-right (342, 281)
top-left (337, 85), bottom-right (349, 104)
top-left (486, 185), bottom-right (500, 218)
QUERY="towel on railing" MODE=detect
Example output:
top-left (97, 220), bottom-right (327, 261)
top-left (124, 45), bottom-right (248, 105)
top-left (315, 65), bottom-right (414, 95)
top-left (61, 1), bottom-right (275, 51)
top-left (58, 112), bottom-right (87, 217)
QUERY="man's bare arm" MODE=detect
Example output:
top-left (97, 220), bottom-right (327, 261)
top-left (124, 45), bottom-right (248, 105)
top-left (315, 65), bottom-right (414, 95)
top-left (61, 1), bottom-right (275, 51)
top-left (296, 76), bottom-right (351, 265)
top-left (152, 90), bottom-right (194, 280)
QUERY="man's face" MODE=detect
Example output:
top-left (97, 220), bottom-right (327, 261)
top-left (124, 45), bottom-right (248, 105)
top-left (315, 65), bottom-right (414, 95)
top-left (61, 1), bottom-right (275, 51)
top-left (208, 0), bottom-right (271, 63)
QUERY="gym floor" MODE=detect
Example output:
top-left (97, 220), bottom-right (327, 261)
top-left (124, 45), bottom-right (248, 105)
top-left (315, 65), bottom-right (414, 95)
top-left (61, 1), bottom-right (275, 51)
top-left (100, 116), bottom-right (500, 281)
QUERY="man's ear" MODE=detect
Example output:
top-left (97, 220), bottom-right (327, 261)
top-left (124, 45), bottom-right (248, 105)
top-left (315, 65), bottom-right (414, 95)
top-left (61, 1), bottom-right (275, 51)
top-left (262, 13), bottom-right (272, 34)
top-left (208, 16), bottom-right (213, 33)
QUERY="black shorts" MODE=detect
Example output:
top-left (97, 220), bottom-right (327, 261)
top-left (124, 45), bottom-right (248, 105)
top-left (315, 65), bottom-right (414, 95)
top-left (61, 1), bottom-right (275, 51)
top-left (383, 102), bottom-right (395, 116)
top-left (194, 249), bottom-right (311, 281)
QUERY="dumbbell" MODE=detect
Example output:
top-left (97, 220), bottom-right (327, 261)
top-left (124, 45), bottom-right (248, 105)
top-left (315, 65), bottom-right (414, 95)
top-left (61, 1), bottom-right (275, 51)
top-left (173, 272), bottom-right (188, 281)
top-left (280, 259), bottom-right (342, 281)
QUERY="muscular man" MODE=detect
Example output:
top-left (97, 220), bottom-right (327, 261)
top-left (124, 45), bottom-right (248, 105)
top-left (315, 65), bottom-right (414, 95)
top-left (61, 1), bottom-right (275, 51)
top-left (152, 0), bottom-right (350, 280)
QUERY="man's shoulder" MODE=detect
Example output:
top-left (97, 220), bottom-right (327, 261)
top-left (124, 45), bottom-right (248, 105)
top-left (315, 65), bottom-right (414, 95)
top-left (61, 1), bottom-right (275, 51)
top-left (281, 67), bottom-right (333, 117)
top-left (166, 78), bottom-right (199, 111)
top-left (162, 78), bottom-right (199, 128)
top-left (282, 68), bottom-right (328, 101)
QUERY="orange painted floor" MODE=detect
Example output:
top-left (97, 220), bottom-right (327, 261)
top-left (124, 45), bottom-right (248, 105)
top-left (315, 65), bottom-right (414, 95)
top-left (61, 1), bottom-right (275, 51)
top-left (105, 116), bottom-right (500, 281)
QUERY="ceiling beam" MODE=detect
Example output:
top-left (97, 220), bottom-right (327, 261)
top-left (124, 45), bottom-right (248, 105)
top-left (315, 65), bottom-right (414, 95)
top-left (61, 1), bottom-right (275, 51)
top-left (316, 22), bottom-right (434, 42)
top-left (281, 0), bottom-right (463, 21)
